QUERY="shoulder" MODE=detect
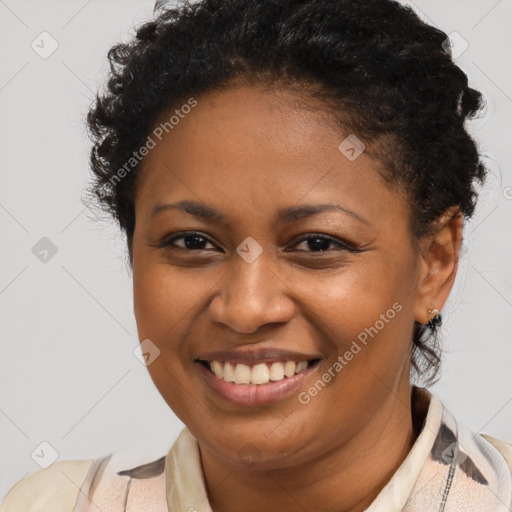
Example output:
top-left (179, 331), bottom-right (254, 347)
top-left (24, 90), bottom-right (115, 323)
top-left (0, 458), bottom-right (95, 512)
top-left (1, 450), bottom-right (169, 512)
top-left (480, 433), bottom-right (512, 473)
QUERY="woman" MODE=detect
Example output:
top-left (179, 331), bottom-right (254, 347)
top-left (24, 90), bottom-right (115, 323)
top-left (2, 0), bottom-right (511, 510)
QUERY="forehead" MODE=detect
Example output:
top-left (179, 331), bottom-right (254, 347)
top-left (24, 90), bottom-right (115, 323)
top-left (134, 85), bottom-right (405, 228)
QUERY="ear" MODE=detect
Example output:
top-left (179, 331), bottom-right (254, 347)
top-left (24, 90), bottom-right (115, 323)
top-left (414, 206), bottom-right (464, 325)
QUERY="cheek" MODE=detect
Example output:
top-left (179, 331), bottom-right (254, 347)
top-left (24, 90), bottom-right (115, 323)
top-left (289, 266), bottom-right (414, 437)
top-left (133, 261), bottom-right (208, 339)
top-left (132, 262), bottom-right (200, 385)
top-left (300, 253), bottom-right (416, 375)
top-left (132, 261), bottom-right (206, 423)
top-left (306, 254), bottom-right (411, 326)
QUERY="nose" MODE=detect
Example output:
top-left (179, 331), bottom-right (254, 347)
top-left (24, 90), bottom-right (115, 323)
top-left (207, 250), bottom-right (295, 334)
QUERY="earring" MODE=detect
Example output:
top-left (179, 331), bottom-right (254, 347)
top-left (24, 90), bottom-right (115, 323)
top-left (427, 308), bottom-right (442, 329)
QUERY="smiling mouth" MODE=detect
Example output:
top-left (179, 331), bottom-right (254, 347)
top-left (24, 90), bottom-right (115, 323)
top-left (197, 359), bottom-right (321, 385)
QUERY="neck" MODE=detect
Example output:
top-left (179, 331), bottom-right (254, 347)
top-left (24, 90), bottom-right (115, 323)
top-left (200, 382), bottom-right (419, 512)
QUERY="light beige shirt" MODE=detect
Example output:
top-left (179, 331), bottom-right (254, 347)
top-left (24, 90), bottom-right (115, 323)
top-left (2, 387), bottom-right (512, 511)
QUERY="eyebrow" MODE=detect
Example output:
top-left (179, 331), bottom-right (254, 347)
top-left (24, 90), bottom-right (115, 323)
top-left (150, 200), bottom-right (369, 225)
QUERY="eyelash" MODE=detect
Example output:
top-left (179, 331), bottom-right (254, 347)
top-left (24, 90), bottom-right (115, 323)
top-left (159, 231), bottom-right (360, 254)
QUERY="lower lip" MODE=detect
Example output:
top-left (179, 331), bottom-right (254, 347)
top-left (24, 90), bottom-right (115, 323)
top-left (197, 361), bottom-right (320, 407)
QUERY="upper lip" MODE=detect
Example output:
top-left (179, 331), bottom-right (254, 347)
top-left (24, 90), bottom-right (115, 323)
top-left (196, 348), bottom-right (321, 365)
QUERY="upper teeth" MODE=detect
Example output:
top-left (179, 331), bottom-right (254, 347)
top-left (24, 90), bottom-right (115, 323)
top-left (209, 360), bottom-right (309, 385)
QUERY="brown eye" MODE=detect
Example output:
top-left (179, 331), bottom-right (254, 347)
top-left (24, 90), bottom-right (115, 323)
top-left (161, 232), bottom-right (218, 251)
top-left (289, 234), bottom-right (360, 253)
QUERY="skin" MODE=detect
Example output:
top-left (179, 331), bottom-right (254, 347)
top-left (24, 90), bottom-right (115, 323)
top-left (131, 84), bottom-right (463, 512)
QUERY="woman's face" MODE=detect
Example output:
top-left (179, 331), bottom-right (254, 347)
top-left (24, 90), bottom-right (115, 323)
top-left (132, 84), bottom-right (425, 469)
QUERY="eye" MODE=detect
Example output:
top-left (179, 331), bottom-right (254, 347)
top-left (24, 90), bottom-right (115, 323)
top-left (288, 234), bottom-right (357, 253)
top-left (161, 231), bottom-right (218, 251)
top-left (159, 232), bottom-right (359, 254)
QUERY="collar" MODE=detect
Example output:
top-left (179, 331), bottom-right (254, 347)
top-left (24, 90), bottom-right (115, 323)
top-left (164, 387), bottom-right (511, 512)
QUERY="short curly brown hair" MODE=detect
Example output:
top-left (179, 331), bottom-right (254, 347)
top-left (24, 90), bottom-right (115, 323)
top-left (85, 0), bottom-right (488, 384)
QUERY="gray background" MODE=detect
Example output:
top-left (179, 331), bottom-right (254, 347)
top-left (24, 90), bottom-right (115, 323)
top-left (1, 0), bottom-right (511, 498)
